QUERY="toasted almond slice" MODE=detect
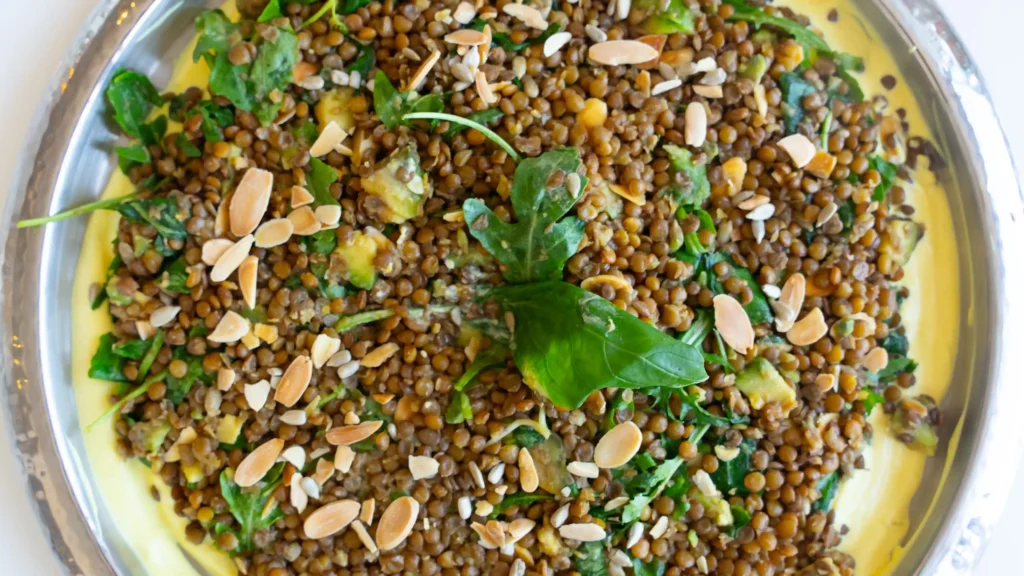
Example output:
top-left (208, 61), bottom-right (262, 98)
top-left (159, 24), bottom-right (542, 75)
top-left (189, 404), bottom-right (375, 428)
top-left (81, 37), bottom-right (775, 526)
top-left (693, 84), bottom-right (724, 98)
top-left (344, 411), bottom-right (361, 425)
top-left (201, 238), bottom-right (234, 266)
top-left (685, 102), bottom-right (708, 147)
top-left (376, 496), bottom-right (420, 551)
top-left (787, 308), bottom-right (828, 346)
top-left (208, 310), bottom-right (250, 343)
top-left (361, 343), bottom-right (400, 368)
top-left (244, 380), bottom-right (271, 411)
top-left (444, 29), bottom-right (489, 46)
top-left (293, 61), bottom-right (319, 84)
top-left (254, 323), bottom-right (279, 343)
top-left (864, 347), bottom-right (889, 373)
top-left (335, 444), bottom-right (356, 473)
top-left (594, 421), bottom-right (642, 468)
top-left (453, 1), bottom-right (476, 23)
top-left (608, 182), bottom-right (645, 206)
top-left (652, 78), bottom-right (682, 96)
top-left (775, 273), bottom-right (806, 335)
top-left (372, 393), bottom-right (395, 404)
top-left (150, 305), bottom-right (180, 328)
top-left (217, 368), bottom-right (236, 392)
top-left (311, 334), bottom-right (342, 369)
top-left (816, 202), bottom-right (839, 228)
top-left (407, 49), bottom-right (441, 92)
top-left (737, 194), bottom-right (770, 211)
top-left (326, 421), bottom-right (384, 446)
top-left (291, 186), bottom-right (315, 208)
top-left (714, 294), bottom-right (755, 354)
top-left (816, 373), bottom-right (837, 392)
top-left (229, 168), bottom-right (274, 236)
top-left (282, 445), bottom-right (306, 469)
top-left (135, 319), bottom-right (156, 340)
top-left (474, 69), bottom-right (497, 105)
top-left (478, 23), bottom-right (492, 64)
top-left (315, 205), bottom-right (342, 226)
top-left (580, 274), bottom-right (632, 293)
top-left (502, 2), bottom-right (548, 30)
top-left (559, 523), bottom-right (606, 542)
top-left (310, 121), bottom-right (346, 157)
top-left (274, 355), bottom-right (313, 407)
top-left (288, 206), bottom-right (322, 236)
top-left (409, 455), bottom-right (440, 480)
top-left (778, 134), bottom-right (816, 168)
top-left (303, 499), bottom-right (361, 539)
top-left (290, 473), bottom-right (309, 513)
top-left (753, 83), bottom-right (769, 117)
top-left (635, 34), bottom-right (668, 69)
top-left (312, 458), bottom-right (335, 485)
top-left (567, 461), bottom-right (600, 478)
top-left (746, 203), bottom-right (776, 221)
top-left (215, 198), bottom-right (230, 237)
top-left (235, 438), bottom-right (285, 487)
top-left (518, 447), bottom-right (539, 493)
top-left (507, 518), bottom-right (536, 544)
top-left (210, 234), bottom-right (254, 283)
top-left (471, 522), bottom-right (501, 549)
top-left (542, 31), bottom-right (572, 58)
top-left (254, 218), bottom-right (294, 249)
top-left (238, 256), bottom-right (258, 310)
top-left (361, 498), bottom-right (376, 524)
top-left (589, 40), bottom-right (659, 66)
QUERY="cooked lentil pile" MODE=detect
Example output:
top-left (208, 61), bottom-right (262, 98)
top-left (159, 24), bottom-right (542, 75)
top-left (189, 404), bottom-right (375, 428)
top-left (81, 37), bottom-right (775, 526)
top-left (22, 0), bottom-right (940, 573)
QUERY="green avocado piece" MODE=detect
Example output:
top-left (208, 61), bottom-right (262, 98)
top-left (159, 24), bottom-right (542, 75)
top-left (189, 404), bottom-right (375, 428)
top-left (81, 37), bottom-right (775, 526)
top-left (334, 231), bottom-right (383, 290)
top-left (886, 218), bottom-right (923, 267)
top-left (361, 145), bottom-right (431, 224)
top-left (735, 357), bottom-right (797, 414)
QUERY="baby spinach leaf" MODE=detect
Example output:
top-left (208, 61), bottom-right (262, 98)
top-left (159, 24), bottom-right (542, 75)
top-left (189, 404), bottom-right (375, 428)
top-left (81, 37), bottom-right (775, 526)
top-left (112, 339), bottom-right (148, 360)
top-left (491, 281), bottom-right (708, 409)
top-left (165, 348), bottom-right (208, 404)
top-left (176, 133), bottom-right (202, 158)
top-left (696, 252), bottom-right (773, 325)
top-left (116, 197), bottom-right (188, 241)
top-left (573, 540), bottom-right (609, 576)
top-left (116, 144), bottom-right (151, 174)
top-left (488, 492), bottom-right (551, 519)
top-left (454, 344), bottom-right (509, 391)
top-left (445, 391), bottom-right (473, 424)
top-left (444, 108), bottom-right (504, 139)
top-left (158, 257), bottom-right (190, 294)
top-left (622, 457), bottom-right (685, 524)
top-left (862, 388), bottom-right (885, 415)
top-left (89, 333), bottom-right (130, 382)
top-left (813, 471), bottom-right (840, 511)
top-left (106, 69), bottom-right (165, 140)
top-left (345, 41), bottom-right (375, 77)
top-left (512, 426), bottom-right (545, 448)
top-left (710, 438), bottom-right (756, 495)
top-left (875, 356), bottom-right (918, 383)
top-left (308, 158), bottom-right (340, 206)
top-left (725, 505), bottom-right (752, 537)
top-left (258, 0), bottom-right (284, 22)
top-left (137, 115), bottom-right (168, 147)
top-left (662, 144), bottom-right (710, 209)
top-left (869, 155), bottom-right (899, 202)
top-left (463, 148), bottom-right (587, 284)
top-left (92, 254), bottom-right (123, 309)
top-left (372, 71), bottom-right (445, 131)
top-left (218, 463), bottom-right (285, 553)
top-left (778, 72), bottom-right (817, 134)
top-left (723, 0), bottom-right (828, 53)
top-left (468, 19), bottom-right (562, 52)
top-left (194, 10), bottom-right (237, 61)
top-left (187, 100), bottom-right (235, 143)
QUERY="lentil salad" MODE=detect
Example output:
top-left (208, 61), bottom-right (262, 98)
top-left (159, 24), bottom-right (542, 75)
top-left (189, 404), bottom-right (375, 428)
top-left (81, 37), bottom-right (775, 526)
top-left (20, 0), bottom-right (945, 574)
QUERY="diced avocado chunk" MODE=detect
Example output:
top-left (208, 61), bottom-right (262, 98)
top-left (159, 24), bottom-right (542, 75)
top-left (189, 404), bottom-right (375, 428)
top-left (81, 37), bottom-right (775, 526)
top-left (334, 228), bottom-right (393, 290)
top-left (736, 357), bottom-right (798, 414)
top-left (314, 87), bottom-right (356, 133)
top-left (738, 55), bottom-right (768, 84)
top-left (636, 0), bottom-right (695, 34)
top-left (142, 421), bottom-right (171, 453)
top-left (691, 490), bottom-right (734, 527)
top-left (105, 276), bottom-right (133, 306)
top-left (886, 218), bottom-right (923, 267)
top-left (361, 145), bottom-right (432, 224)
top-left (531, 434), bottom-right (574, 495)
top-left (891, 396), bottom-right (938, 456)
top-left (216, 414), bottom-right (245, 445)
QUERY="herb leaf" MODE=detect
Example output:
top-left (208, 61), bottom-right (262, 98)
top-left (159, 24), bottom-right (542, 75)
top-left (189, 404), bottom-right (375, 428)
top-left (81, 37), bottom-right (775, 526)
top-left (308, 158), bottom-right (340, 206)
top-left (723, 0), bottom-right (828, 52)
top-left (106, 70), bottom-right (165, 140)
top-left (813, 471), bottom-right (840, 511)
top-left (89, 333), bottom-right (130, 382)
top-left (710, 438), bottom-right (756, 495)
top-left (778, 72), bottom-right (817, 135)
top-left (372, 71), bottom-right (445, 131)
top-left (444, 391), bottom-right (473, 424)
top-left (335, 308), bottom-right (396, 332)
top-left (573, 540), bottom-right (609, 576)
top-left (488, 492), bottom-right (551, 519)
top-left (218, 464), bottom-right (285, 553)
top-left (454, 344), bottom-right (509, 391)
top-left (662, 144), bottom-right (710, 209)
top-left (622, 457), bottom-right (685, 524)
top-left (463, 148), bottom-right (587, 284)
top-left (875, 356), bottom-right (918, 382)
top-left (633, 557), bottom-right (667, 576)
top-left (491, 281), bottom-right (708, 409)
top-left (165, 348), bottom-right (208, 404)
top-left (868, 155), bottom-right (899, 202)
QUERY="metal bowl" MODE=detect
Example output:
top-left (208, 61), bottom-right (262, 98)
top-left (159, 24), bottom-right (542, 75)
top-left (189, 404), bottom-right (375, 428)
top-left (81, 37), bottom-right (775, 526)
top-left (2, 0), bottom-right (1022, 574)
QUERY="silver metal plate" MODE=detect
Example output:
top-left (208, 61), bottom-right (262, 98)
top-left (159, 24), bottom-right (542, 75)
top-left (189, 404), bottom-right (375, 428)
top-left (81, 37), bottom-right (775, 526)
top-left (1, 0), bottom-right (1022, 574)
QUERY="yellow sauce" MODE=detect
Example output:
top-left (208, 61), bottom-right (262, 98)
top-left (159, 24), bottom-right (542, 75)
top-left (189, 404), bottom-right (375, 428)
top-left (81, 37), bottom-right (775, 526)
top-left (68, 2), bottom-right (960, 574)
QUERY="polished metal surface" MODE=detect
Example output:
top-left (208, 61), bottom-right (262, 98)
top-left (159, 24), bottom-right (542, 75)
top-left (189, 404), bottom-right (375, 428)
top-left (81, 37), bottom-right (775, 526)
top-left (1, 0), bottom-right (1021, 574)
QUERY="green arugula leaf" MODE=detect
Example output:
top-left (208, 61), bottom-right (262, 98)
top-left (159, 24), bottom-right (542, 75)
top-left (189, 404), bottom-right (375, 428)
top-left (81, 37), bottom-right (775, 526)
top-left (345, 40), bottom-right (375, 77)
top-left (116, 196), bottom-right (188, 242)
top-left (305, 228), bottom-right (338, 256)
top-left (487, 492), bottom-right (551, 519)
top-left (308, 158), bottom-right (340, 206)
top-left (862, 388), bottom-right (885, 415)
top-left (165, 348), bottom-right (208, 404)
top-left (372, 71), bottom-right (445, 131)
top-left (813, 471), bottom-right (840, 511)
top-left (869, 155), bottom-right (899, 202)
top-left (258, 0), bottom-right (284, 22)
top-left (444, 390), bottom-right (473, 424)
top-left (636, 0), bottom-right (695, 34)
top-left (116, 144), bottom-right (151, 174)
top-left (622, 457), bottom-right (685, 524)
top-left (468, 19), bottom-right (562, 52)
top-left (694, 252), bottom-right (773, 325)
top-left (662, 144), bottom-right (710, 209)
top-left (187, 100), bottom-right (235, 143)
top-left (138, 330), bottom-right (165, 382)
top-left (726, 505), bottom-right (753, 537)
top-left (463, 148), bottom-right (587, 284)
top-left (176, 133), bottom-right (202, 158)
top-left (632, 558), bottom-right (666, 576)
top-left (158, 257), bottom-right (190, 294)
top-left (193, 10), bottom-right (237, 61)
top-left (679, 308), bottom-right (713, 347)
top-left (709, 438), bottom-right (756, 495)
top-left (89, 333), bottom-right (130, 382)
top-left (723, 0), bottom-right (829, 53)
top-left (778, 71), bottom-right (817, 134)
top-left (218, 463), bottom-right (285, 553)
top-left (444, 108), bottom-right (505, 139)
top-left (106, 70), bottom-right (165, 140)
top-left (112, 339), bottom-right (148, 360)
top-left (137, 115), bottom-right (168, 147)
top-left (454, 344), bottom-right (509, 391)
top-left (573, 540), bottom-right (609, 576)
top-left (491, 281), bottom-right (708, 409)
top-left (875, 356), bottom-right (917, 383)
top-left (92, 254), bottom-right (123, 310)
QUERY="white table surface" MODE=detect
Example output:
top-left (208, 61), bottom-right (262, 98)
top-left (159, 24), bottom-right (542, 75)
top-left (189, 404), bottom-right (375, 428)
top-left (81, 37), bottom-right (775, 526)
top-left (1, 1), bottom-right (1022, 574)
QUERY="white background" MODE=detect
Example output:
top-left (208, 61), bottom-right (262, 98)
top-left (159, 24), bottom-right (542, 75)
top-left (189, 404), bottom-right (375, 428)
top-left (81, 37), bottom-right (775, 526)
top-left (0, 0), bottom-right (1021, 574)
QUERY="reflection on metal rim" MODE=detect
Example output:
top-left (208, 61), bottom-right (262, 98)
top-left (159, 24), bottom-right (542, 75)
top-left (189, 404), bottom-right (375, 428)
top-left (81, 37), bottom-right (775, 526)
top-left (0, 0), bottom-right (1022, 574)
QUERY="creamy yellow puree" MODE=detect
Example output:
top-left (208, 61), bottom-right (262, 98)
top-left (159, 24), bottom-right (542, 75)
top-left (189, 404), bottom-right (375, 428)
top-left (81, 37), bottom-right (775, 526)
top-left (69, 1), bottom-right (960, 574)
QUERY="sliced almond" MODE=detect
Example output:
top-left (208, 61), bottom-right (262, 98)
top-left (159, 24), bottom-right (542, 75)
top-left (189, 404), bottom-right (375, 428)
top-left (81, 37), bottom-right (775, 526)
top-left (217, 368), bottom-right (236, 392)
top-left (210, 234), bottom-right (254, 283)
top-left (652, 78), bottom-right (682, 96)
top-left (453, 1), bottom-right (476, 23)
top-left (315, 205), bottom-right (342, 226)
top-left (326, 421), bottom-right (384, 446)
top-left (474, 69), bottom-right (497, 105)
top-left (478, 23), bottom-right (492, 65)
top-left (311, 334), bottom-right (342, 369)
top-left (238, 256), bottom-right (258, 310)
top-left (254, 323), bottom-right (279, 343)
top-left (444, 29), bottom-right (489, 46)
top-left (746, 203), bottom-right (776, 221)
top-left (693, 84), bottom-right (724, 98)
top-left (201, 238), bottom-right (234, 266)
top-left (229, 168), bottom-right (274, 236)
top-left (805, 150), bottom-right (838, 179)
top-left (274, 355), bottom-right (313, 407)
top-left (335, 444), bottom-right (356, 473)
top-left (518, 447), bottom-right (539, 493)
top-left (208, 311), bottom-right (251, 343)
top-left (409, 455), bottom-right (440, 480)
top-left (787, 308), bottom-right (828, 346)
top-left (502, 3), bottom-right (548, 30)
top-left (361, 498), bottom-right (376, 524)
top-left (303, 499), bottom-right (361, 539)
top-left (816, 373), bottom-right (837, 392)
top-left (775, 273), bottom-right (806, 333)
top-left (778, 134), bottom-right (816, 168)
top-left (254, 218), bottom-right (295, 248)
top-left (136, 320), bottom-right (156, 340)
top-left (815, 202), bottom-right (839, 228)
top-left (864, 347), bottom-right (889, 373)
top-left (281, 445), bottom-right (307, 469)
top-left (150, 305), bottom-right (180, 328)
top-left (290, 473), bottom-right (309, 513)
top-left (737, 194), bottom-right (770, 211)
top-left (372, 393), bottom-right (395, 404)
top-left (244, 380), bottom-right (271, 411)
top-left (215, 198), bottom-right (230, 237)
top-left (235, 438), bottom-right (285, 487)
top-left (567, 461), bottom-right (600, 478)
top-left (310, 121), bottom-right (346, 157)
top-left (542, 31), bottom-right (572, 58)
top-left (589, 40), bottom-right (659, 66)
top-left (685, 102), bottom-right (708, 147)
top-left (635, 34), bottom-right (668, 69)
top-left (594, 421), bottom-right (642, 468)
top-left (559, 523), bottom-right (607, 542)
top-left (507, 518), bottom-right (536, 544)
top-left (376, 496), bottom-right (420, 551)
top-left (312, 457), bottom-right (335, 485)
top-left (608, 182), bottom-right (645, 206)
top-left (361, 342), bottom-right (400, 368)
top-left (288, 206), bottom-right (322, 236)
top-left (714, 294), bottom-right (755, 354)
top-left (291, 186), bottom-right (315, 208)
top-left (580, 274), bottom-right (632, 294)
top-left (407, 49), bottom-right (441, 92)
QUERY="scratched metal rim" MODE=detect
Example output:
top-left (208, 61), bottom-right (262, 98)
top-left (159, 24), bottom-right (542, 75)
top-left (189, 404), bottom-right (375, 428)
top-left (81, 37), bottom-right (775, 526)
top-left (1, 0), bottom-right (1022, 574)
